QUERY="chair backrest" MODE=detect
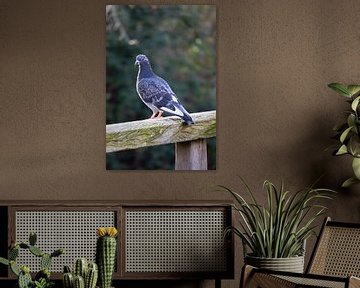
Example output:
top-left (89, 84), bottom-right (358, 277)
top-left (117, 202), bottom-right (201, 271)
top-left (307, 217), bottom-right (360, 277)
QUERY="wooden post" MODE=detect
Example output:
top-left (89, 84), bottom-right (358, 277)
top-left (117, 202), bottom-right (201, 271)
top-left (175, 139), bottom-right (208, 170)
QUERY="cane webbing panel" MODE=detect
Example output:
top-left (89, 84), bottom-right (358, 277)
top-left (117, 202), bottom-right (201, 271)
top-left (125, 210), bottom-right (227, 273)
top-left (249, 273), bottom-right (297, 288)
top-left (309, 226), bottom-right (360, 277)
top-left (15, 211), bottom-right (115, 272)
top-left (277, 275), bottom-right (345, 288)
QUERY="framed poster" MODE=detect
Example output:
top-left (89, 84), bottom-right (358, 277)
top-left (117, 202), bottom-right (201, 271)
top-left (106, 5), bottom-right (216, 170)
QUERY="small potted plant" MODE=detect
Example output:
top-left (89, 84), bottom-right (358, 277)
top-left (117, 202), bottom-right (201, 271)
top-left (328, 82), bottom-right (360, 187)
top-left (220, 178), bottom-right (334, 273)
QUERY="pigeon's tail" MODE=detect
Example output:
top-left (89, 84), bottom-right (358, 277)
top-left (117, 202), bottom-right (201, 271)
top-left (161, 103), bottom-right (195, 125)
top-left (181, 112), bottom-right (194, 125)
top-left (174, 103), bottom-right (194, 125)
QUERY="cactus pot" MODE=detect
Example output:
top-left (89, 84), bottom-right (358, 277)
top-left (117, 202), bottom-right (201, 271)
top-left (245, 254), bottom-right (304, 273)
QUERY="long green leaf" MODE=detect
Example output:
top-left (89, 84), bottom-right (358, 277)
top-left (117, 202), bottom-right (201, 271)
top-left (342, 177), bottom-right (360, 187)
top-left (347, 85), bottom-right (360, 97)
top-left (352, 96), bottom-right (360, 111)
top-left (336, 144), bottom-right (348, 155)
top-left (328, 83), bottom-right (351, 97)
top-left (340, 126), bottom-right (353, 143)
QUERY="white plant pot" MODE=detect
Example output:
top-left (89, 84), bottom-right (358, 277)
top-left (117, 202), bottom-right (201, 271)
top-left (245, 254), bottom-right (305, 273)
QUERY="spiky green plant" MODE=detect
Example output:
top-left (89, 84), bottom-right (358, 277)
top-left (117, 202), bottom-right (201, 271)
top-left (62, 260), bottom-right (98, 288)
top-left (328, 82), bottom-right (360, 187)
top-left (74, 258), bottom-right (88, 280)
top-left (96, 227), bottom-right (118, 288)
top-left (221, 178), bottom-right (335, 258)
top-left (0, 232), bottom-right (63, 288)
top-left (85, 262), bottom-right (98, 288)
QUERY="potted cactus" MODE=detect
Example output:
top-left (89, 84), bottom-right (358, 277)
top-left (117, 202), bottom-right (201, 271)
top-left (96, 227), bottom-right (118, 288)
top-left (0, 232), bottom-right (64, 288)
top-left (62, 258), bottom-right (98, 288)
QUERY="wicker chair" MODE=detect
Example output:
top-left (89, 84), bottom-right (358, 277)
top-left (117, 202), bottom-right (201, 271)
top-left (241, 217), bottom-right (360, 288)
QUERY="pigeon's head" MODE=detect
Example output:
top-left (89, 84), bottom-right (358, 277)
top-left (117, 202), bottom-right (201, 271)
top-left (135, 54), bottom-right (150, 66)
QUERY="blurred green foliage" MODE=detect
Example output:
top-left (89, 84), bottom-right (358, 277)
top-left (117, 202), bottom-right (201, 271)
top-left (106, 5), bottom-right (216, 170)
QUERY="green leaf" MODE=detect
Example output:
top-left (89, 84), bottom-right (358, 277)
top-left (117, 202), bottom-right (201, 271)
top-left (40, 254), bottom-right (51, 269)
top-left (8, 247), bottom-right (19, 260)
top-left (342, 177), bottom-right (360, 188)
top-left (29, 246), bottom-right (44, 257)
top-left (336, 145), bottom-right (348, 155)
top-left (0, 257), bottom-right (9, 266)
top-left (352, 157), bottom-right (360, 179)
top-left (349, 135), bottom-right (360, 156)
top-left (347, 85), bottom-right (360, 97)
top-left (340, 126), bottom-right (353, 143)
top-left (10, 261), bottom-right (20, 276)
top-left (347, 114), bottom-right (356, 128)
top-left (352, 96), bottom-right (360, 111)
top-left (328, 83), bottom-right (351, 97)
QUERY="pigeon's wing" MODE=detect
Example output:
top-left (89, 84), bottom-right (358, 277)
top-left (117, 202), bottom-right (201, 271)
top-left (137, 78), bottom-right (185, 117)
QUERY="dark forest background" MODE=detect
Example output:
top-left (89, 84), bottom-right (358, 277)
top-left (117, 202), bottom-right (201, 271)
top-left (106, 5), bottom-right (216, 170)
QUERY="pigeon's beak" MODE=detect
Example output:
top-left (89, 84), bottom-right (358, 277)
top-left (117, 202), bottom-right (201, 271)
top-left (135, 60), bottom-right (139, 66)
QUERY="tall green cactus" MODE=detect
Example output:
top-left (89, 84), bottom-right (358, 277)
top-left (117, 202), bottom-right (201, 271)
top-left (96, 227), bottom-right (118, 288)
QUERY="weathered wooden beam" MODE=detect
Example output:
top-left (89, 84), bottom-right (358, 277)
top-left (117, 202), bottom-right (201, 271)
top-left (175, 139), bottom-right (208, 170)
top-left (106, 110), bottom-right (216, 153)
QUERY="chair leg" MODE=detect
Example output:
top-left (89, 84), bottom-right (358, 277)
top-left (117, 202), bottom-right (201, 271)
top-left (240, 265), bottom-right (255, 288)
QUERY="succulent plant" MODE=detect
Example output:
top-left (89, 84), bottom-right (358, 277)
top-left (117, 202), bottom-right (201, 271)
top-left (0, 232), bottom-right (63, 288)
top-left (85, 262), bottom-right (98, 288)
top-left (74, 258), bottom-right (88, 280)
top-left (96, 227), bottom-right (118, 288)
top-left (19, 267), bottom-right (32, 288)
top-left (33, 277), bottom-right (54, 288)
top-left (63, 259), bottom-right (98, 288)
top-left (73, 275), bottom-right (85, 288)
top-left (62, 266), bottom-right (74, 288)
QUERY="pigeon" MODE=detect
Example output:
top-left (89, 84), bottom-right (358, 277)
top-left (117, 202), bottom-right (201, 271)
top-left (135, 54), bottom-right (194, 125)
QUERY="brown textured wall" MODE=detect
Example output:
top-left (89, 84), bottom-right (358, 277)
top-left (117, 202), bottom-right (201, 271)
top-left (1, 0), bottom-right (360, 287)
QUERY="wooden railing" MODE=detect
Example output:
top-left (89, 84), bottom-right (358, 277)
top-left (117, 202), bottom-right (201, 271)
top-left (106, 110), bottom-right (216, 170)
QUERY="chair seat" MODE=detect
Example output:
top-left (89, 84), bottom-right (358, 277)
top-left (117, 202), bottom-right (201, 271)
top-left (277, 274), bottom-right (346, 288)
top-left (243, 266), bottom-right (360, 288)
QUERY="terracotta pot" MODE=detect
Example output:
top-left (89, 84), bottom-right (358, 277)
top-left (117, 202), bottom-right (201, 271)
top-left (245, 254), bottom-right (305, 273)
